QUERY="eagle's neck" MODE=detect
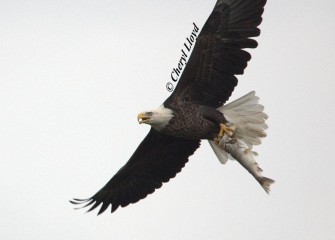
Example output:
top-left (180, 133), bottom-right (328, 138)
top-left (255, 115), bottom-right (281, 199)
top-left (151, 105), bottom-right (174, 131)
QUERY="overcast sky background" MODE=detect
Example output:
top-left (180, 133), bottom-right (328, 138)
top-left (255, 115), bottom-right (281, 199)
top-left (1, 0), bottom-right (335, 239)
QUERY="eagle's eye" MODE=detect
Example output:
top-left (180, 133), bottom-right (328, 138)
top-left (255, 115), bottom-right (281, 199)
top-left (147, 112), bottom-right (153, 116)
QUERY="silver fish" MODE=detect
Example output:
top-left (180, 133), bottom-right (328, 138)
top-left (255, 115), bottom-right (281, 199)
top-left (220, 135), bottom-right (275, 194)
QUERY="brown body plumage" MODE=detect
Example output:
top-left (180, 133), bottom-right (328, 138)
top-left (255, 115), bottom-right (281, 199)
top-left (161, 103), bottom-right (226, 140)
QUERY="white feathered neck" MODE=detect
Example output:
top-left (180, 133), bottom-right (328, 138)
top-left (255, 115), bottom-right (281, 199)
top-left (149, 105), bottom-right (174, 131)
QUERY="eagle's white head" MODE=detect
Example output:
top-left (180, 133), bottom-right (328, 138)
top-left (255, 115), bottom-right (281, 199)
top-left (137, 105), bottom-right (174, 131)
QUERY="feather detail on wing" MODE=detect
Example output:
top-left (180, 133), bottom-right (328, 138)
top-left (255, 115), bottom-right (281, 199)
top-left (71, 128), bottom-right (200, 214)
top-left (165, 0), bottom-right (267, 108)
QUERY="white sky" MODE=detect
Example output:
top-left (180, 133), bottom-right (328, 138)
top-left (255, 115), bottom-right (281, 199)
top-left (1, 0), bottom-right (335, 239)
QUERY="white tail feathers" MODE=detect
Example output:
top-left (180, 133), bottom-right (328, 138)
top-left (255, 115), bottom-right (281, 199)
top-left (209, 91), bottom-right (268, 164)
top-left (219, 91), bottom-right (268, 147)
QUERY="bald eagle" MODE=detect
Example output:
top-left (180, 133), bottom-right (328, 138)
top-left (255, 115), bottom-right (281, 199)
top-left (71, 0), bottom-right (274, 215)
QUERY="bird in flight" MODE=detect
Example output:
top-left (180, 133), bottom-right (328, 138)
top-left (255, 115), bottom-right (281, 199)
top-left (71, 0), bottom-right (274, 215)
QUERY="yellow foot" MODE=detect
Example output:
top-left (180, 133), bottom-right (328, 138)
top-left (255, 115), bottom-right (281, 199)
top-left (219, 123), bottom-right (236, 138)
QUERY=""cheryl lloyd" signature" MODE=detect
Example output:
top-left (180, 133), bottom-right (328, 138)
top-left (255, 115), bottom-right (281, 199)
top-left (166, 23), bottom-right (199, 92)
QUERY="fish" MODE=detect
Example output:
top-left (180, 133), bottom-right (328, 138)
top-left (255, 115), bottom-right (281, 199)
top-left (219, 135), bottom-right (275, 194)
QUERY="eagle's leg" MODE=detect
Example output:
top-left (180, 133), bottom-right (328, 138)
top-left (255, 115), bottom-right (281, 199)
top-left (218, 123), bottom-right (235, 138)
top-left (213, 124), bottom-right (236, 145)
top-left (198, 106), bottom-right (236, 140)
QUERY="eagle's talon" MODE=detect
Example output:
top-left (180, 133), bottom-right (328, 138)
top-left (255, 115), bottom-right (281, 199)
top-left (219, 123), bottom-right (235, 138)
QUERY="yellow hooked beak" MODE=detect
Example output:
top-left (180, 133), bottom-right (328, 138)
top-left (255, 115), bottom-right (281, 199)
top-left (137, 112), bottom-right (150, 124)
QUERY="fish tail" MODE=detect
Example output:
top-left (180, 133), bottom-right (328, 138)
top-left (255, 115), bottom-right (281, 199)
top-left (258, 177), bottom-right (275, 194)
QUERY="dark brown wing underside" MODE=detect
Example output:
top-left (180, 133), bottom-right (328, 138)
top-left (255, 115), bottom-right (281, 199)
top-left (71, 128), bottom-right (200, 214)
top-left (165, 0), bottom-right (267, 109)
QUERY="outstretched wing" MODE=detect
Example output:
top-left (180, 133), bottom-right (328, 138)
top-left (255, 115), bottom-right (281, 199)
top-left (71, 128), bottom-right (200, 214)
top-left (165, 0), bottom-right (267, 109)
